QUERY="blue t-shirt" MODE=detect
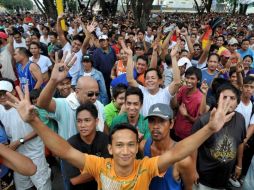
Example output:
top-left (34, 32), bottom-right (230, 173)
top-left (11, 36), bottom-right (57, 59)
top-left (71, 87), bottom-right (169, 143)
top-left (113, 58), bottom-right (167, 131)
top-left (237, 48), bottom-right (254, 67)
top-left (144, 138), bottom-right (182, 190)
top-left (201, 68), bottom-right (218, 87)
top-left (0, 121), bottom-right (9, 178)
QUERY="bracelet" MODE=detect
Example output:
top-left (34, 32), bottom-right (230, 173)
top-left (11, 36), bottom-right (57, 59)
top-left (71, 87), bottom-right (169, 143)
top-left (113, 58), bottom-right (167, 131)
top-left (235, 166), bottom-right (242, 170)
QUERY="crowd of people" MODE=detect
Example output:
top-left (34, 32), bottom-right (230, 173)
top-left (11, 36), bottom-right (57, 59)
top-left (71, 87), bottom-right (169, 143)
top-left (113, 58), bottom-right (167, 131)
top-left (0, 10), bottom-right (254, 190)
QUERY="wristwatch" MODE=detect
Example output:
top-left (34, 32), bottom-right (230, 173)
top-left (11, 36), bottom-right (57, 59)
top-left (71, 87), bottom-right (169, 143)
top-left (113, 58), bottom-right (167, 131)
top-left (19, 138), bottom-right (25, 144)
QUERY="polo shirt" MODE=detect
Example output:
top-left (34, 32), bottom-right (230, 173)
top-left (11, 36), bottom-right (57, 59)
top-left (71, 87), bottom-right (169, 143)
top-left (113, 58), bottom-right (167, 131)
top-left (104, 101), bottom-right (119, 127)
top-left (111, 113), bottom-right (151, 139)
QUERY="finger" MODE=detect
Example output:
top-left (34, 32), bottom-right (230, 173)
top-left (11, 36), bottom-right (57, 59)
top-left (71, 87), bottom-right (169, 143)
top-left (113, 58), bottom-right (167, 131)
top-left (55, 51), bottom-right (59, 64)
top-left (15, 86), bottom-right (24, 100)
top-left (210, 107), bottom-right (216, 118)
top-left (66, 55), bottom-right (77, 69)
top-left (223, 98), bottom-right (231, 114)
top-left (6, 92), bottom-right (20, 103)
top-left (6, 100), bottom-right (18, 109)
top-left (24, 84), bottom-right (30, 102)
top-left (225, 111), bottom-right (235, 121)
top-left (217, 92), bottom-right (224, 110)
top-left (61, 51), bottom-right (68, 63)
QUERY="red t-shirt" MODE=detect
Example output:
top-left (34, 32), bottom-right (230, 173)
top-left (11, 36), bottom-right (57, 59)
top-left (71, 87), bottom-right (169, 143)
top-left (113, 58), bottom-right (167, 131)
top-left (174, 86), bottom-right (203, 139)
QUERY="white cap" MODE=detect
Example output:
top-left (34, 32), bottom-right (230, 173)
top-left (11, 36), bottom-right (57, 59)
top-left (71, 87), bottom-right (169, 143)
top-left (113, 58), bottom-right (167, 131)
top-left (99, 35), bottom-right (108, 40)
top-left (228, 37), bottom-right (238, 45)
top-left (0, 80), bottom-right (13, 92)
top-left (177, 57), bottom-right (192, 69)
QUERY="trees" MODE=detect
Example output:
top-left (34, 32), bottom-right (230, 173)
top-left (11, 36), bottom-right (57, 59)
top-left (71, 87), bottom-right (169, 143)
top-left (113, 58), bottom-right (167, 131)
top-left (0, 0), bottom-right (33, 12)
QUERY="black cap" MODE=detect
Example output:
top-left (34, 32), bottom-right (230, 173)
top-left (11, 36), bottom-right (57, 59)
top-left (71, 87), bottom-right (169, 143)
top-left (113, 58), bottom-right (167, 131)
top-left (82, 54), bottom-right (93, 63)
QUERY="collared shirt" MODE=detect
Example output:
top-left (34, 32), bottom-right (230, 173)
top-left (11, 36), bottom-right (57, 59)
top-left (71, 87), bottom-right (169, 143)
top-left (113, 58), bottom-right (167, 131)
top-left (111, 113), bottom-right (151, 139)
top-left (104, 101), bottom-right (119, 127)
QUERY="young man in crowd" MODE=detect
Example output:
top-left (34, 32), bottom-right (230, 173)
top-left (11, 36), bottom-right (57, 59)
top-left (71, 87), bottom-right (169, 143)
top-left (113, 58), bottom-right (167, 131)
top-left (141, 103), bottom-right (195, 190)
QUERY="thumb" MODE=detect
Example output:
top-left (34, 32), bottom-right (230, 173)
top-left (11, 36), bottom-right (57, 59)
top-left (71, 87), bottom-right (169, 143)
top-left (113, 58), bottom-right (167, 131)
top-left (210, 107), bottom-right (216, 118)
top-left (225, 111), bottom-right (235, 122)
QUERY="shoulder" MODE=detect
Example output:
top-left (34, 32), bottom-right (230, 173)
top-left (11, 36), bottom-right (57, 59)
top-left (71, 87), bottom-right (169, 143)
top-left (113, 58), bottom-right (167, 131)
top-left (29, 62), bottom-right (40, 71)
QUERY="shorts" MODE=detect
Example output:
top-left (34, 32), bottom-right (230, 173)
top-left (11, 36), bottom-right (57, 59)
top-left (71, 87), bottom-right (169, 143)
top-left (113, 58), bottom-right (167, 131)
top-left (14, 157), bottom-right (51, 190)
top-left (192, 183), bottom-right (226, 190)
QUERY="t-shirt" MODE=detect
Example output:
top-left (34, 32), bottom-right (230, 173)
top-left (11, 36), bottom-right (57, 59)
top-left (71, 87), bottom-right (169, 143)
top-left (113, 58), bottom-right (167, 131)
top-left (138, 85), bottom-right (172, 117)
top-left (191, 111), bottom-right (246, 189)
top-left (237, 48), bottom-right (254, 67)
top-left (111, 113), bottom-right (151, 139)
top-left (201, 68), bottom-right (218, 87)
top-left (104, 101), bottom-right (119, 127)
top-left (29, 55), bottom-right (52, 73)
top-left (174, 86), bottom-right (203, 139)
top-left (82, 155), bottom-right (163, 190)
top-left (13, 38), bottom-right (27, 49)
top-left (235, 101), bottom-right (254, 129)
top-left (62, 132), bottom-right (110, 190)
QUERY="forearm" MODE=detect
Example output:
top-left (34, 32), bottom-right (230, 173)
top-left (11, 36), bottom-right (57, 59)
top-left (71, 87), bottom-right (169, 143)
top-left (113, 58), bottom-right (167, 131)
top-left (70, 173), bottom-right (94, 185)
top-left (57, 18), bottom-right (64, 36)
top-left (0, 144), bottom-right (36, 176)
top-left (246, 125), bottom-right (254, 141)
top-left (34, 79), bottom-right (43, 89)
top-left (171, 56), bottom-right (181, 84)
top-left (149, 50), bottom-right (158, 69)
top-left (199, 93), bottom-right (208, 115)
top-left (236, 72), bottom-right (243, 88)
top-left (184, 113), bottom-right (196, 123)
top-left (236, 143), bottom-right (244, 168)
top-left (162, 31), bottom-right (174, 50)
top-left (126, 54), bottom-right (137, 86)
top-left (185, 35), bottom-right (194, 55)
top-left (23, 131), bottom-right (38, 142)
top-left (37, 79), bottom-right (57, 109)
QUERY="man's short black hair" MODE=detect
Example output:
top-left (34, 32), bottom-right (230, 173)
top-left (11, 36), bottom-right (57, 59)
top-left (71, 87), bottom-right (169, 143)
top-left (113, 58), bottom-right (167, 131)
top-left (76, 102), bottom-right (98, 119)
top-left (125, 86), bottom-right (144, 105)
top-left (185, 66), bottom-right (202, 82)
top-left (112, 83), bottom-right (127, 99)
top-left (48, 31), bottom-right (58, 38)
top-left (29, 41), bottom-right (41, 49)
top-left (16, 47), bottom-right (32, 57)
top-left (216, 83), bottom-right (241, 104)
top-left (136, 55), bottom-right (148, 65)
top-left (241, 38), bottom-right (249, 44)
top-left (144, 68), bottom-right (162, 80)
top-left (72, 35), bottom-right (84, 44)
top-left (243, 76), bottom-right (254, 85)
top-left (109, 123), bottom-right (138, 144)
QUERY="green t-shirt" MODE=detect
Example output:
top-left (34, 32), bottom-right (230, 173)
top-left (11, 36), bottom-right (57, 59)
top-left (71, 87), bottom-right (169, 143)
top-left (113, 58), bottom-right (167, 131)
top-left (36, 107), bottom-right (58, 133)
top-left (111, 113), bottom-right (151, 139)
top-left (104, 101), bottom-right (119, 127)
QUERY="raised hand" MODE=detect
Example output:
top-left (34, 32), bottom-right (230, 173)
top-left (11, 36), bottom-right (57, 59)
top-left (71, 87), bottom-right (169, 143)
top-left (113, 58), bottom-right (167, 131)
top-left (6, 85), bottom-right (37, 123)
top-left (86, 20), bottom-right (98, 34)
top-left (58, 13), bottom-right (66, 20)
top-left (207, 93), bottom-right (235, 133)
top-left (179, 103), bottom-right (188, 117)
top-left (120, 40), bottom-right (133, 56)
top-left (170, 43), bottom-right (180, 57)
top-left (200, 80), bottom-right (209, 95)
top-left (50, 51), bottom-right (76, 83)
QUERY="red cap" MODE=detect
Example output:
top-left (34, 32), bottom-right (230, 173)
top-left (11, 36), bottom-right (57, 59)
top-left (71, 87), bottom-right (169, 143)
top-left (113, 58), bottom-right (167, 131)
top-left (221, 49), bottom-right (231, 58)
top-left (0, 32), bottom-right (8, 39)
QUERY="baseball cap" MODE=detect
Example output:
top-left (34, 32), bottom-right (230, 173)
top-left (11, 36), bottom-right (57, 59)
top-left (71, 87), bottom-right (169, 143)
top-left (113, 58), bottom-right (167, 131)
top-left (221, 49), bottom-right (231, 58)
top-left (135, 42), bottom-right (144, 50)
top-left (177, 57), bottom-right (192, 69)
top-left (0, 32), bottom-right (8, 39)
top-left (145, 103), bottom-right (173, 120)
top-left (99, 35), bottom-right (108, 40)
top-left (82, 54), bottom-right (93, 62)
top-left (228, 38), bottom-right (238, 45)
top-left (0, 80), bottom-right (13, 92)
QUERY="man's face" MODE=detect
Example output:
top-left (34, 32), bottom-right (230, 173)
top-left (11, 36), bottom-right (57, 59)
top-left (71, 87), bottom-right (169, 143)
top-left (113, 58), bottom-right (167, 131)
top-left (31, 35), bottom-right (39, 43)
top-left (243, 57), bottom-right (252, 69)
top-left (108, 129), bottom-right (138, 168)
top-left (136, 58), bottom-right (147, 74)
top-left (216, 37), bottom-right (224, 47)
top-left (76, 83), bottom-right (99, 104)
top-left (241, 41), bottom-right (249, 51)
top-left (147, 27), bottom-right (152, 35)
top-left (242, 82), bottom-right (254, 98)
top-left (25, 38), bottom-right (31, 48)
top-left (120, 49), bottom-right (128, 62)
top-left (125, 95), bottom-right (142, 118)
top-left (102, 27), bottom-right (108, 34)
top-left (145, 70), bottom-right (160, 91)
top-left (208, 55), bottom-right (219, 71)
top-left (228, 44), bottom-right (238, 52)
top-left (71, 40), bottom-right (82, 53)
top-left (76, 110), bottom-right (97, 139)
top-left (185, 74), bottom-right (199, 89)
top-left (138, 32), bottom-right (144, 41)
top-left (13, 49), bottom-right (23, 62)
top-left (29, 44), bottom-right (40, 55)
top-left (56, 78), bottom-right (72, 98)
top-left (49, 35), bottom-right (57, 43)
top-left (250, 37), bottom-right (254, 45)
top-left (191, 27), bottom-right (198, 34)
top-left (148, 116), bottom-right (172, 141)
top-left (230, 72), bottom-right (237, 86)
top-left (221, 89), bottom-right (238, 113)
top-left (191, 34), bottom-right (197, 44)
top-left (99, 39), bottom-right (109, 49)
top-left (14, 34), bottom-right (22, 43)
top-left (114, 92), bottom-right (126, 110)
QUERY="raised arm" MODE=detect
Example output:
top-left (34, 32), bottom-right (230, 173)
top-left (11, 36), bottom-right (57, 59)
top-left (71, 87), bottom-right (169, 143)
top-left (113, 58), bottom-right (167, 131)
top-left (149, 41), bottom-right (159, 69)
top-left (181, 28), bottom-right (194, 59)
top-left (7, 85), bottom-right (85, 170)
top-left (157, 93), bottom-right (235, 173)
top-left (0, 143), bottom-right (36, 176)
top-left (37, 52), bottom-right (76, 112)
top-left (121, 40), bottom-right (138, 87)
top-left (168, 44), bottom-right (181, 95)
top-left (56, 13), bottom-right (68, 47)
top-left (81, 20), bottom-right (97, 54)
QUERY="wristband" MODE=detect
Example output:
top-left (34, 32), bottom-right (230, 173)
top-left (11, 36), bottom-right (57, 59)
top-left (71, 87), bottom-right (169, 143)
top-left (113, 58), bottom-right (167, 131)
top-left (235, 166), bottom-right (242, 170)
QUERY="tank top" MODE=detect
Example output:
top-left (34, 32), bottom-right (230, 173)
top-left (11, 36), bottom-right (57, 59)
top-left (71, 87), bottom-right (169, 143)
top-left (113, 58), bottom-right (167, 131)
top-left (144, 138), bottom-right (182, 190)
top-left (116, 60), bottom-right (126, 76)
top-left (16, 61), bottom-right (37, 91)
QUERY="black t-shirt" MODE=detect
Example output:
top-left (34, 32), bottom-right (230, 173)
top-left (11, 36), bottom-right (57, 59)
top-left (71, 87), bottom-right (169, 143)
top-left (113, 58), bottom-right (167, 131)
top-left (192, 111), bottom-right (246, 188)
top-left (62, 131), bottom-right (110, 190)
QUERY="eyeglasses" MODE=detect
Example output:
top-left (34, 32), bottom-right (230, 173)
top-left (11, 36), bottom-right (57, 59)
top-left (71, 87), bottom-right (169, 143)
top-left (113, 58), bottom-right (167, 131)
top-left (194, 48), bottom-right (201, 51)
top-left (87, 91), bottom-right (99, 97)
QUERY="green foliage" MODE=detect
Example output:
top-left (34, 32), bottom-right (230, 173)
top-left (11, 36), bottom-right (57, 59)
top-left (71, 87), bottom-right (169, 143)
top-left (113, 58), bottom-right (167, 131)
top-left (0, 0), bottom-right (33, 10)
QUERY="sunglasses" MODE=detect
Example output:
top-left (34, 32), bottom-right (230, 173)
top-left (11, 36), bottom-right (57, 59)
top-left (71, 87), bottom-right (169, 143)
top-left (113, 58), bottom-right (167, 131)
top-left (87, 91), bottom-right (99, 97)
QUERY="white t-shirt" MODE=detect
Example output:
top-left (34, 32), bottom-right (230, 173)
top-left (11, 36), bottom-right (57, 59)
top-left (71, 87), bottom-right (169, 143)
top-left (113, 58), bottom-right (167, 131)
top-left (40, 35), bottom-right (50, 45)
top-left (145, 34), bottom-right (154, 44)
top-left (13, 38), bottom-right (27, 49)
top-left (29, 55), bottom-right (52, 73)
top-left (138, 85), bottom-right (172, 116)
top-left (235, 101), bottom-right (254, 129)
top-left (62, 42), bottom-right (83, 85)
top-left (0, 105), bottom-right (44, 159)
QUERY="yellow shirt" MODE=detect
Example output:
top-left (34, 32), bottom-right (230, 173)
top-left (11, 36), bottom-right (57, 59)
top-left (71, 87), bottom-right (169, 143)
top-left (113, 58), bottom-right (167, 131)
top-left (82, 154), bottom-right (163, 190)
